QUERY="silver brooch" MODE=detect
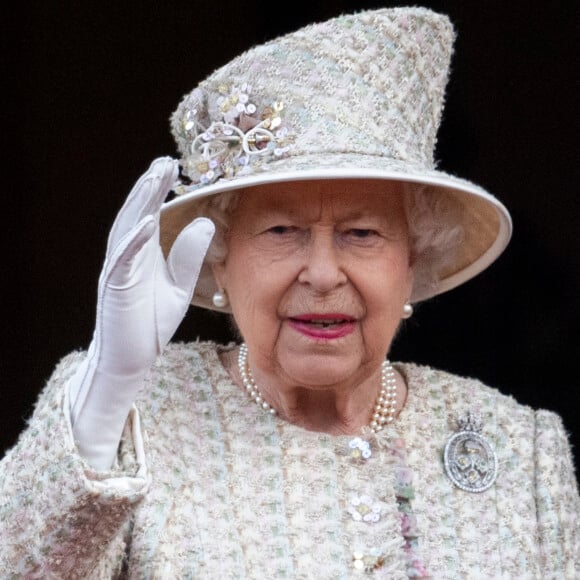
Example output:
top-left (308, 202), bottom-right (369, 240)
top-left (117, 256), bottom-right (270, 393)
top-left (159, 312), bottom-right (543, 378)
top-left (443, 412), bottom-right (498, 493)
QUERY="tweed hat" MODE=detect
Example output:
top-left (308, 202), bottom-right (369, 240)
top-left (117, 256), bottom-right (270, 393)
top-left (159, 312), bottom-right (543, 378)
top-left (160, 6), bottom-right (512, 311)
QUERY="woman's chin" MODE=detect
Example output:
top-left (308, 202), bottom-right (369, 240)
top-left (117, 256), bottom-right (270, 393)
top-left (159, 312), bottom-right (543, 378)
top-left (276, 350), bottom-right (365, 389)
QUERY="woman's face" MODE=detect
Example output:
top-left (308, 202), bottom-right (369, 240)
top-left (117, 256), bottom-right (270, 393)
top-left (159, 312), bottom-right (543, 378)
top-left (212, 179), bottom-right (413, 389)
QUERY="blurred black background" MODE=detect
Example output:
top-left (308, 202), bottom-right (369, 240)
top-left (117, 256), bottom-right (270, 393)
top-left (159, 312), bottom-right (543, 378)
top-left (2, 1), bottom-right (579, 477)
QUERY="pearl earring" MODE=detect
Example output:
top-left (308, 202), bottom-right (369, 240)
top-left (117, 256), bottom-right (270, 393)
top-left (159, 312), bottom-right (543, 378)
top-left (212, 289), bottom-right (228, 308)
top-left (402, 303), bottom-right (413, 319)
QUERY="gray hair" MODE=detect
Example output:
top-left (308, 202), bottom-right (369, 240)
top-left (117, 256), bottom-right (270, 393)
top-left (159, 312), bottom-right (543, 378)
top-left (189, 183), bottom-right (464, 302)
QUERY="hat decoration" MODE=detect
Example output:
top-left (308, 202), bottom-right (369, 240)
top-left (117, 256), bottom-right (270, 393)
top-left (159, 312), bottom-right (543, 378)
top-left (161, 7), bottom-right (512, 311)
top-left (173, 84), bottom-right (295, 191)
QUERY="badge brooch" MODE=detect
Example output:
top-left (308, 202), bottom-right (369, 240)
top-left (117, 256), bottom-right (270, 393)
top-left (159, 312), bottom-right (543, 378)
top-left (443, 412), bottom-right (498, 493)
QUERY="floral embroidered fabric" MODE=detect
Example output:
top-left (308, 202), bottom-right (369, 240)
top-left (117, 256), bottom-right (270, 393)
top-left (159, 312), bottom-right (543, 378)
top-left (345, 433), bottom-right (429, 577)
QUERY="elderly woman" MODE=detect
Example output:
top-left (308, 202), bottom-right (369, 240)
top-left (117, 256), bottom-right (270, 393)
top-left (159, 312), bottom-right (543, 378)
top-left (1, 6), bottom-right (578, 579)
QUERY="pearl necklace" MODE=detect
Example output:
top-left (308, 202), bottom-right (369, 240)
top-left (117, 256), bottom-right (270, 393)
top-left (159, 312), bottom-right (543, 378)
top-left (237, 343), bottom-right (398, 432)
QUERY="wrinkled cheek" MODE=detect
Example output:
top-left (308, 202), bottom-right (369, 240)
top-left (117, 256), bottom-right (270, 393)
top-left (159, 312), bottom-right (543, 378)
top-left (230, 293), bottom-right (260, 335)
top-left (362, 299), bottom-right (405, 349)
top-left (230, 292), bottom-right (284, 356)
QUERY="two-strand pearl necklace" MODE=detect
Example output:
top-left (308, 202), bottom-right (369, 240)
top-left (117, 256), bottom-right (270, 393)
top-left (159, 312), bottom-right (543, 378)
top-left (237, 343), bottom-right (398, 432)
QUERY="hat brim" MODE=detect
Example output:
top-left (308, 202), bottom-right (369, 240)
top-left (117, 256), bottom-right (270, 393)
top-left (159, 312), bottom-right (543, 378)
top-left (160, 152), bottom-right (512, 311)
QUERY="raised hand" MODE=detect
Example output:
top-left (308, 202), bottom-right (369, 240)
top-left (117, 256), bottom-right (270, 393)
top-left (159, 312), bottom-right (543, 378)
top-left (68, 157), bottom-right (215, 469)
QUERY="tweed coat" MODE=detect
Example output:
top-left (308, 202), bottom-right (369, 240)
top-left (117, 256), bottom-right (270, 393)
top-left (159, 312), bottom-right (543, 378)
top-left (1, 341), bottom-right (578, 578)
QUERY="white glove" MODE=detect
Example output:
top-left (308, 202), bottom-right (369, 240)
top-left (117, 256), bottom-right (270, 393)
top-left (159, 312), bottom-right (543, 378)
top-left (68, 157), bottom-right (215, 470)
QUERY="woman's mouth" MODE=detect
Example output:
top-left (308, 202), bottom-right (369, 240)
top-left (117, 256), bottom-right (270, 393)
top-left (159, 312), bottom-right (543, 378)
top-left (288, 314), bottom-right (357, 339)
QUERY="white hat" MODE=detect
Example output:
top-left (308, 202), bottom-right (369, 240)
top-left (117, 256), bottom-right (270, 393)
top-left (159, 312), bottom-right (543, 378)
top-left (160, 6), bottom-right (512, 311)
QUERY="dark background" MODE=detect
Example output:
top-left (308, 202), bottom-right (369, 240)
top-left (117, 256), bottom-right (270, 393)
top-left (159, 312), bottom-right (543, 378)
top-left (2, 1), bottom-right (579, 478)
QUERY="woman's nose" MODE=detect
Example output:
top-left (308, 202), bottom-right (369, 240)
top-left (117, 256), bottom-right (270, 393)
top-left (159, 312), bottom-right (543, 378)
top-left (297, 230), bottom-right (347, 292)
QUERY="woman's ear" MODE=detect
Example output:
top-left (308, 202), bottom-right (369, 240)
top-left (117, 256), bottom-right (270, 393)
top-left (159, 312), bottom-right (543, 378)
top-left (399, 265), bottom-right (415, 321)
top-left (210, 261), bottom-right (227, 291)
top-left (405, 263), bottom-right (414, 304)
top-left (209, 262), bottom-right (230, 309)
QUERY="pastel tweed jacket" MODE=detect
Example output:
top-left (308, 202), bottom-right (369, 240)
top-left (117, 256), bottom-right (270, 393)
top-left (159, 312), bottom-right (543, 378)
top-left (1, 341), bottom-right (578, 578)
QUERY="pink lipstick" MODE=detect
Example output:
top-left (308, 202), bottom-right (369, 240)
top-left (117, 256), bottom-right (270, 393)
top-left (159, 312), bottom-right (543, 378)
top-left (288, 313), bottom-right (356, 340)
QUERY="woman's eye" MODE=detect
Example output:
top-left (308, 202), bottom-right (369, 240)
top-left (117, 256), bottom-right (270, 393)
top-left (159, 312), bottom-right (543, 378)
top-left (267, 225), bottom-right (294, 235)
top-left (349, 229), bottom-right (377, 238)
